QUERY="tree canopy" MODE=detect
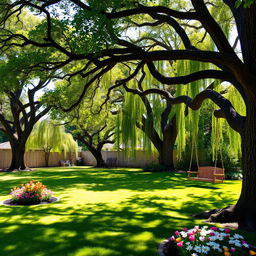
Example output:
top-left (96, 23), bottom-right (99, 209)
top-left (26, 119), bottom-right (78, 166)
top-left (1, 0), bottom-right (256, 231)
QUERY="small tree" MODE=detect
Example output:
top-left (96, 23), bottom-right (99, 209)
top-left (26, 120), bottom-right (78, 167)
top-left (51, 99), bottom-right (115, 167)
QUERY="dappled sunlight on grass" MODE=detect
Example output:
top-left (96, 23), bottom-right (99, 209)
top-left (0, 166), bottom-right (251, 256)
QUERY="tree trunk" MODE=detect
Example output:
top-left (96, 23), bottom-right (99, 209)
top-left (158, 140), bottom-right (175, 171)
top-left (234, 102), bottom-right (256, 231)
top-left (44, 151), bottom-right (51, 167)
top-left (207, 102), bottom-right (256, 232)
top-left (94, 152), bottom-right (106, 167)
top-left (9, 141), bottom-right (27, 170)
top-left (89, 148), bottom-right (106, 167)
top-left (157, 118), bottom-right (177, 171)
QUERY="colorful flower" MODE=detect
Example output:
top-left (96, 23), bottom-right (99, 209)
top-left (177, 241), bottom-right (183, 247)
top-left (168, 226), bottom-right (254, 256)
top-left (10, 180), bottom-right (53, 204)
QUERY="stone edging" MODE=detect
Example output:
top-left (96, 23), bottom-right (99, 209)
top-left (158, 239), bottom-right (168, 256)
top-left (1, 197), bottom-right (60, 206)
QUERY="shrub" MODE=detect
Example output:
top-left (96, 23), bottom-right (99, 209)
top-left (165, 225), bottom-right (255, 256)
top-left (143, 162), bottom-right (170, 172)
top-left (225, 169), bottom-right (243, 180)
top-left (10, 180), bottom-right (53, 205)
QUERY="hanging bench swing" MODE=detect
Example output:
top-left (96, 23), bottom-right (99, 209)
top-left (187, 126), bottom-right (225, 183)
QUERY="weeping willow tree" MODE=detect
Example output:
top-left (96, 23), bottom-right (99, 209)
top-left (111, 63), bottom-right (178, 170)
top-left (26, 120), bottom-right (78, 167)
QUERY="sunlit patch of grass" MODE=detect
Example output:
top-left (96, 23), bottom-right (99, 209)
top-left (0, 166), bottom-right (253, 256)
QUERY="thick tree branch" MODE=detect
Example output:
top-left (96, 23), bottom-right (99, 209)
top-left (137, 88), bottom-right (245, 133)
top-left (191, 0), bottom-right (235, 54)
top-left (149, 13), bottom-right (197, 50)
top-left (106, 5), bottom-right (199, 20)
top-left (147, 62), bottom-right (233, 85)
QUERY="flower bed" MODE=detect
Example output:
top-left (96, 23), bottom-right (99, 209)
top-left (160, 226), bottom-right (256, 256)
top-left (9, 180), bottom-right (53, 205)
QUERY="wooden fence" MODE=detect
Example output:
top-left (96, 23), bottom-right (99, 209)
top-left (81, 151), bottom-right (160, 167)
top-left (0, 149), bottom-right (77, 170)
top-left (0, 149), bottom-right (210, 169)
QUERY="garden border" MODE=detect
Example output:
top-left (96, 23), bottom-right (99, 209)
top-left (1, 197), bottom-right (60, 206)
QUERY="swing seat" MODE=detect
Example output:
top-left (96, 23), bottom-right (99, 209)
top-left (187, 166), bottom-right (225, 183)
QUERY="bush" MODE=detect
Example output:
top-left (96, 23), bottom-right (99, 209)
top-left (165, 225), bottom-right (254, 256)
top-left (143, 162), bottom-right (169, 172)
top-left (225, 169), bottom-right (243, 180)
top-left (10, 180), bottom-right (53, 205)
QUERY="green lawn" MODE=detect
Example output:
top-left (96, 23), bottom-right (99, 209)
top-left (0, 166), bottom-right (250, 256)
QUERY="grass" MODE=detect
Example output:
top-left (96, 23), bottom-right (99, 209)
top-left (0, 166), bottom-right (253, 256)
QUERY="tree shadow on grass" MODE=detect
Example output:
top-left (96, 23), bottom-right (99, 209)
top-left (0, 167), bottom-right (244, 256)
top-left (0, 195), bottom-right (198, 256)
top-left (0, 167), bottom-right (223, 194)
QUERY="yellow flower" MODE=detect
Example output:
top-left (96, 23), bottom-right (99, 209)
top-left (223, 248), bottom-right (229, 252)
top-left (176, 237), bottom-right (182, 242)
top-left (224, 252), bottom-right (231, 256)
top-left (249, 250), bottom-right (256, 255)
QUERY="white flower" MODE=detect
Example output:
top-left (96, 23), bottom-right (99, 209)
top-left (229, 239), bottom-right (241, 247)
top-left (233, 233), bottom-right (244, 239)
top-left (234, 241), bottom-right (242, 247)
top-left (199, 236), bottom-right (205, 242)
top-left (203, 225), bottom-right (208, 229)
top-left (209, 242), bottom-right (221, 251)
top-left (194, 245), bottom-right (202, 253)
top-left (180, 231), bottom-right (188, 238)
top-left (186, 244), bottom-right (193, 251)
top-left (206, 241), bottom-right (215, 247)
top-left (192, 253), bottom-right (198, 256)
top-left (219, 228), bottom-right (224, 231)
top-left (209, 236), bottom-right (217, 241)
top-left (200, 229), bottom-right (207, 236)
top-left (213, 244), bottom-right (221, 250)
top-left (216, 233), bottom-right (224, 241)
top-left (243, 243), bottom-right (249, 248)
top-left (201, 245), bottom-right (210, 253)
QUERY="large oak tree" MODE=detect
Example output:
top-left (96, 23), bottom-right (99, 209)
top-left (1, 0), bottom-right (256, 231)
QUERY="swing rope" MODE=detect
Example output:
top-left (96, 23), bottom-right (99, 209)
top-left (188, 119), bottom-right (224, 172)
top-left (214, 119), bottom-right (225, 171)
top-left (188, 133), bottom-right (199, 171)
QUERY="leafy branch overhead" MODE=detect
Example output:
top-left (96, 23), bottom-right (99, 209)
top-left (1, 0), bottom-right (256, 231)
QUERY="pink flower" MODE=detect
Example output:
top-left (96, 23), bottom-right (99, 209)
top-left (183, 228), bottom-right (188, 231)
top-left (224, 228), bottom-right (230, 233)
top-left (210, 226), bottom-right (218, 231)
top-left (177, 241), bottom-right (183, 247)
top-left (188, 231), bottom-right (195, 236)
top-left (189, 235), bottom-right (195, 242)
top-left (242, 240), bottom-right (247, 244)
top-left (210, 232), bottom-right (215, 236)
top-left (169, 236), bottom-right (175, 241)
top-left (175, 231), bottom-right (180, 236)
top-left (231, 247), bottom-right (236, 252)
